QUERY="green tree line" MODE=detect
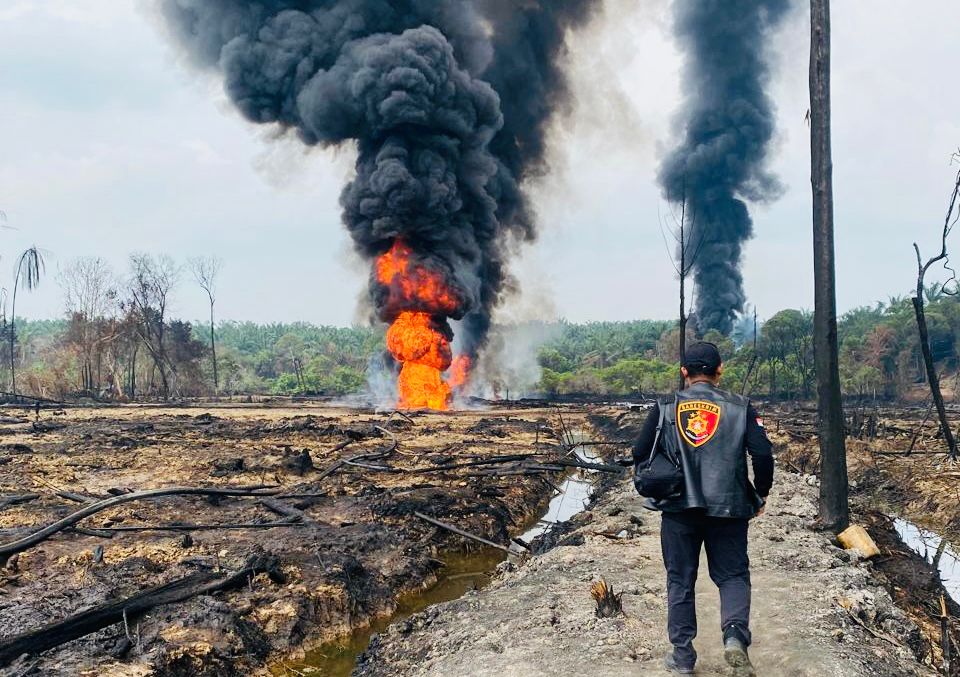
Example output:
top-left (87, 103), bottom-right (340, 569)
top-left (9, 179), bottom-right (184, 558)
top-left (7, 285), bottom-right (959, 401)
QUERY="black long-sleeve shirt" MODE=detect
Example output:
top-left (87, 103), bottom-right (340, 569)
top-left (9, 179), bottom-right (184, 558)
top-left (632, 401), bottom-right (775, 497)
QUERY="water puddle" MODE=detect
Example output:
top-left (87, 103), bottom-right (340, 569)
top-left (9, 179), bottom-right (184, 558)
top-left (892, 517), bottom-right (960, 604)
top-left (519, 445), bottom-right (600, 543)
top-left (272, 433), bottom-right (601, 676)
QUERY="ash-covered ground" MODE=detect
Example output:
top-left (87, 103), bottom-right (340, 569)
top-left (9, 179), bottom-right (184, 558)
top-left (0, 403), bottom-right (600, 676)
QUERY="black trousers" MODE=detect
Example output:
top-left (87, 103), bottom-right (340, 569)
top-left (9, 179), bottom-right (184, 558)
top-left (660, 511), bottom-right (751, 667)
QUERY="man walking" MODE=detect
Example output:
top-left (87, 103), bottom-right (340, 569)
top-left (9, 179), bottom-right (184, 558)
top-left (632, 342), bottom-right (774, 675)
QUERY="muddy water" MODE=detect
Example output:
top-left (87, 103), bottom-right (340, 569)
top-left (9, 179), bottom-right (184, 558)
top-left (272, 438), bottom-right (601, 676)
top-left (893, 517), bottom-right (960, 603)
top-left (271, 549), bottom-right (507, 676)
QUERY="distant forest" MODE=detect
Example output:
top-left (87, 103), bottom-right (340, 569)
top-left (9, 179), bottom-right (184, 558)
top-left (7, 284), bottom-right (959, 402)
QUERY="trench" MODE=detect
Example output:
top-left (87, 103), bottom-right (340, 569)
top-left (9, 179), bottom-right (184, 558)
top-left (272, 435), bottom-right (601, 676)
top-left (892, 516), bottom-right (960, 605)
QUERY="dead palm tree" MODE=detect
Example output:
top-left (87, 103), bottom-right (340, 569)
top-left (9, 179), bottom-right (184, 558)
top-left (9, 247), bottom-right (45, 397)
top-left (810, 0), bottom-right (849, 530)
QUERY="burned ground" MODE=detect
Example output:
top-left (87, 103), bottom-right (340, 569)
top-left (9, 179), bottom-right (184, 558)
top-left (0, 403), bottom-right (602, 676)
top-left (2, 400), bottom-right (958, 676)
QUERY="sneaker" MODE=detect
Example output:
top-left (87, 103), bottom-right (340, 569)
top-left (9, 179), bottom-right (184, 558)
top-left (663, 653), bottom-right (695, 674)
top-left (723, 636), bottom-right (756, 677)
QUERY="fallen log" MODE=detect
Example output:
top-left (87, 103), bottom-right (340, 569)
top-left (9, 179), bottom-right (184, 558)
top-left (79, 521), bottom-right (308, 533)
top-left (0, 552), bottom-right (282, 666)
top-left (273, 491), bottom-right (329, 500)
top-left (342, 460), bottom-right (397, 471)
top-left (386, 410), bottom-right (415, 424)
top-left (55, 491), bottom-right (101, 504)
top-left (0, 494), bottom-right (39, 510)
top-left (314, 458), bottom-right (348, 482)
top-left (523, 463), bottom-right (568, 472)
top-left (0, 391), bottom-right (65, 406)
top-left (258, 498), bottom-right (310, 523)
top-left (329, 438), bottom-right (354, 454)
top-left (0, 486), bottom-right (279, 564)
top-left (68, 527), bottom-right (115, 539)
top-left (315, 439), bottom-right (399, 481)
top-left (407, 454), bottom-right (533, 474)
top-left (414, 511), bottom-right (527, 554)
top-left (462, 468), bottom-right (556, 478)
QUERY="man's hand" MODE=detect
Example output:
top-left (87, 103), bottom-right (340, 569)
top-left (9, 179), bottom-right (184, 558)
top-left (756, 503), bottom-right (766, 517)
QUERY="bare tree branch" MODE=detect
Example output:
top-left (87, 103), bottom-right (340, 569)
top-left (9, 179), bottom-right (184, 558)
top-left (911, 158), bottom-right (960, 461)
top-left (188, 256), bottom-right (223, 394)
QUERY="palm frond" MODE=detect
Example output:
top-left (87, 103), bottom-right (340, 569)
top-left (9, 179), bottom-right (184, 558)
top-left (16, 247), bottom-right (45, 291)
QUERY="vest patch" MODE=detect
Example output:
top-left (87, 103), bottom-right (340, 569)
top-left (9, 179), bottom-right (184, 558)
top-left (677, 400), bottom-right (722, 447)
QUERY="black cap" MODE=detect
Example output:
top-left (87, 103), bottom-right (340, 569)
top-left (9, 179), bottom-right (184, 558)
top-left (682, 341), bottom-right (722, 371)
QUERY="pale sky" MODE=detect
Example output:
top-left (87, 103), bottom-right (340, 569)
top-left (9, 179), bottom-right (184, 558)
top-left (1, 0), bottom-right (958, 326)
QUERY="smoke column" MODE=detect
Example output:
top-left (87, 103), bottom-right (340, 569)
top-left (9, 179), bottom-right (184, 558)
top-left (658, 0), bottom-right (791, 335)
top-left (158, 1), bottom-right (596, 407)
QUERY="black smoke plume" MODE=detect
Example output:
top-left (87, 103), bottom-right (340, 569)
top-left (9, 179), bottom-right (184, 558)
top-left (658, 0), bottom-right (791, 335)
top-left (158, 0), bottom-right (596, 358)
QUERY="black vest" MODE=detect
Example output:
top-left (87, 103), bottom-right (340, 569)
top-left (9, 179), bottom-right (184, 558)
top-left (654, 382), bottom-right (761, 518)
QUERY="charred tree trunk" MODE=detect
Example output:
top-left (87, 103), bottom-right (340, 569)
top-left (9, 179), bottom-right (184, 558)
top-left (128, 344), bottom-right (137, 400)
top-left (8, 284), bottom-right (18, 398)
top-left (810, 0), bottom-right (849, 530)
top-left (911, 157), bottom-right (960, 461)
top-left (0, 553), bottom-right (281, 667)
top-left (914, 276), bottom-right (959, 461)
top-left (209, 299), bottom-right (218, 395)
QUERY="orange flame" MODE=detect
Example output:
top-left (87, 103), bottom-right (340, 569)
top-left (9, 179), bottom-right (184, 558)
top-left (386, 312), bottom-right (452, 371)
top-left (398, 361), bottom-right (452, 411)
top-left (448, 355), bottom-right (472, 391)
top-left (376, 241), bottom-right (473, 411)
top-left (376, 241), bottom-right (460, 316)
top-left (386, 312), bottom-right (453, 410)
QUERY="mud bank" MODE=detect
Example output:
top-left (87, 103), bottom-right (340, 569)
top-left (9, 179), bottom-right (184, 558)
top-left (355, 471), bottom-right (935, 677)
top-left (274, 440), bottom-right (613, 676)
top-left (0, 403), bottom-right (600, 676)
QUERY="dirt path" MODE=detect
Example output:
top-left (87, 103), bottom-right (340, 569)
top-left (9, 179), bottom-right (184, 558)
top-left (356, 471), bottom-right (934, 677)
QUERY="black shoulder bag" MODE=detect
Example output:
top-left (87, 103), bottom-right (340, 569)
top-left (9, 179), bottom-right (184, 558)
top-left (633, 398), bottom-right (684, 500)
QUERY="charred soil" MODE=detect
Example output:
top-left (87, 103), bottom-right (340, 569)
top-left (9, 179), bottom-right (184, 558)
top-left (0, 402), bottom-right (602, 676)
